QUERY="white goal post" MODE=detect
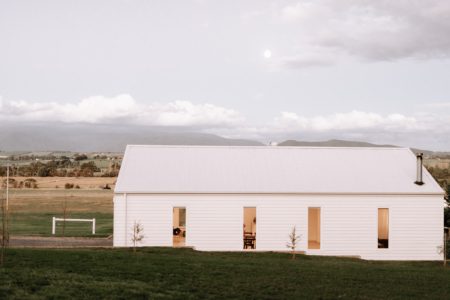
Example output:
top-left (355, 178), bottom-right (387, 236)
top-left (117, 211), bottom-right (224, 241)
top-left (52, 217), bottom-right (96, 235)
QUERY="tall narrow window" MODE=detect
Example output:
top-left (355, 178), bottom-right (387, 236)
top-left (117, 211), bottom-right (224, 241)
top-left (308, 207), bottom-right (321, 249)
top-left (243, 207), bottom-right (256, 249)
top-left (378, 208), bottom-right (389, 249)
top-left (173, 207), bottom-right (186, 247)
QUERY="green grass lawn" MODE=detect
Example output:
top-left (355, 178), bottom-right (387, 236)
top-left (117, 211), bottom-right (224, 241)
top-left (9, 212), bottom-right (113, 237)
top-left (2, 188), bottom-right (113, 237)
top-left (1, 248), bottom-right (450, 299)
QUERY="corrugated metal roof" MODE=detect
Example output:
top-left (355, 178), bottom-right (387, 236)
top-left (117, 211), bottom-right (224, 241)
top-left (115, 145), bottom-right (444, 195)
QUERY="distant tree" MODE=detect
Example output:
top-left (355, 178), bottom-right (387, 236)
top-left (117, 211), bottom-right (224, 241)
top-left (0, 167), bottom-right (5, 177)
top-left (54, 157), bottom-right (72, 169)
top-left (37, 166), bottom-right (51, 177)
top-left (111, 162), bottom-right (121, 171)
top-left (286, 226), bottom-right (302, 260)
top-left (101, 171), bottom-right (118, 177)
top-left (57, 169), bottom-right (67, 177)
top-left (80, 161), bottom-right (100, 177)
top-left (28, 162), bottom-right (45, 176)
top-left (74, 154), bottom-right (88, 161)
top-left (17, 165), bottom-right (33, 177)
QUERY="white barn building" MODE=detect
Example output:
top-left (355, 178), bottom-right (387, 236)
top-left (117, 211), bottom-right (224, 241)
top-left (113, 145), bottom-right (444, 260)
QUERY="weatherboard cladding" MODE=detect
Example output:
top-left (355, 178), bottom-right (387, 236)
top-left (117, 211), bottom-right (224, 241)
top-left (114, 145), bottom-right (443, 195)
top-left (113, 194), bottom-right (443, 260)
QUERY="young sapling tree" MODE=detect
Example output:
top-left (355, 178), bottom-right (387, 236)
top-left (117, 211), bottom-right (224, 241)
top-left (131, 221), bottom-right (145, 253)
top-left (286, 226), bottom-right (302, 260)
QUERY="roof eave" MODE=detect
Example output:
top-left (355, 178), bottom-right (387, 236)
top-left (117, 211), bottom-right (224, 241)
top-left (113, 191), bottom-right (445, 196)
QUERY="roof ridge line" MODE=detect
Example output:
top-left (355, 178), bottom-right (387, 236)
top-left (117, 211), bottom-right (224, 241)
top-left (126, 145), bottom-right (411, 150)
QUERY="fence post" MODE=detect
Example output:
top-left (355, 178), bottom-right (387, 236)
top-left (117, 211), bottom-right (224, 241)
top-left (92, 218), bottom-right (96, 235)
top-left (52, 217), bottom-right (56, 235)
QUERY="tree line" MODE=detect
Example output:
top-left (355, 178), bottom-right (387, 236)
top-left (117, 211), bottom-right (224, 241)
top-left (0, 159), bottom-right (120, 177)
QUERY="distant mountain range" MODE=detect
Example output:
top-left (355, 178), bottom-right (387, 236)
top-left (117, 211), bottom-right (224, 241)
top-left (0, 122), bottom-right (446, 155)
top-left (0, 123), bottom-right (262, 152)
top-left (278, 139), bottom-right (396, 148)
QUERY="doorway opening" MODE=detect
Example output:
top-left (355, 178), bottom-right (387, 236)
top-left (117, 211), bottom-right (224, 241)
top-left (173, 207), bottom-right (186, 247)
top-left (378, 208), bottom-right (389, 249)
top-left (308, 207), bottom-right (321, 249)
top-left (243, 207), bottom-right (256, 249)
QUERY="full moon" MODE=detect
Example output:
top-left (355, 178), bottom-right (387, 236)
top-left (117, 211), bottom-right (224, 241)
top-left (263, 49), bottom-right (272, 58)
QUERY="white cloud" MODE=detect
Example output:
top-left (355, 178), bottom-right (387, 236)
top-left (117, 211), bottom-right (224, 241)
top-left (274, 0), bottom-right (450, 67)
top-left (0, 94), bottom-right (244, 128)
top-left (418, 102), bottom-right (450, 109)
top-left (209, 109), bottom-right (449, 149)
top-left (2, 94), bottom-right (449, 149)
top-left (143, 101), bottom-right (244, 127)
top-left (271, 110), bottom-right (420, 132)
top-left (1, 95), bottom-right (444, 134)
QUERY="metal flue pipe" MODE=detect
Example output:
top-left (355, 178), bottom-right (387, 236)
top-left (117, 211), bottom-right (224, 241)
top-left (414, 153), bottom-right (424, 185)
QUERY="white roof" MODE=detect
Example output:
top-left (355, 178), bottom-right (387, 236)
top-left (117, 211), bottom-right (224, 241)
top-left (115, 145), bottom-right (444, 195)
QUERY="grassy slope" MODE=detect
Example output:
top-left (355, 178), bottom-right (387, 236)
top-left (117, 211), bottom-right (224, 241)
top-left (1, 248), bottom-right (450, 299)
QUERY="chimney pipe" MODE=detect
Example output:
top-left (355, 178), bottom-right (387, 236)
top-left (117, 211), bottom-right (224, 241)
top-left (414, 153), bottom-right (424, 185)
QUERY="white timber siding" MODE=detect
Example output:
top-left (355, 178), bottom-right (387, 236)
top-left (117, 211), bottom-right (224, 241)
top-left (113, 194), bottom-right (443, 260)
top-left (113, 194), bottom-right (126, 246)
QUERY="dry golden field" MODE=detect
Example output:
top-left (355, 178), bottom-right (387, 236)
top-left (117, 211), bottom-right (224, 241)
top-left (7, 176), bottom-right (116, 189)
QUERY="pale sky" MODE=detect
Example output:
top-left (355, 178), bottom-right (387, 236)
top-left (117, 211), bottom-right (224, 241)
top-left (1, 0), bottom-right (450, 150)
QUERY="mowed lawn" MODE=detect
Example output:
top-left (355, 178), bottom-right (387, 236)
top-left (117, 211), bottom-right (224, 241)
top-left (0, 248), bottom-right (450, 299)
top-left (4, 184), bottom-right (113, 237)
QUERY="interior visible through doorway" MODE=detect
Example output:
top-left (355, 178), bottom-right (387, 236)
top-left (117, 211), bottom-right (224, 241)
top-left (308, 207), bottom-right (321, 249)
top-left (243, 207), bottom-right (256, 249)
top-left (173, 207), bottom-right (186, 247)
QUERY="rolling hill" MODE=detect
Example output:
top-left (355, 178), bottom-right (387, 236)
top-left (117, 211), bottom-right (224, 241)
top-left (0, 122), bottom-right (263, 152)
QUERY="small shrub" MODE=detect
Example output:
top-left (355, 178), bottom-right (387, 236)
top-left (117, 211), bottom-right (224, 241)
top-left (24, 178), bottom-right (38, 189)
top-left (64, 183), bottom-right (74, 189)
top-left (2, 178), bottom-right (17, 188)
